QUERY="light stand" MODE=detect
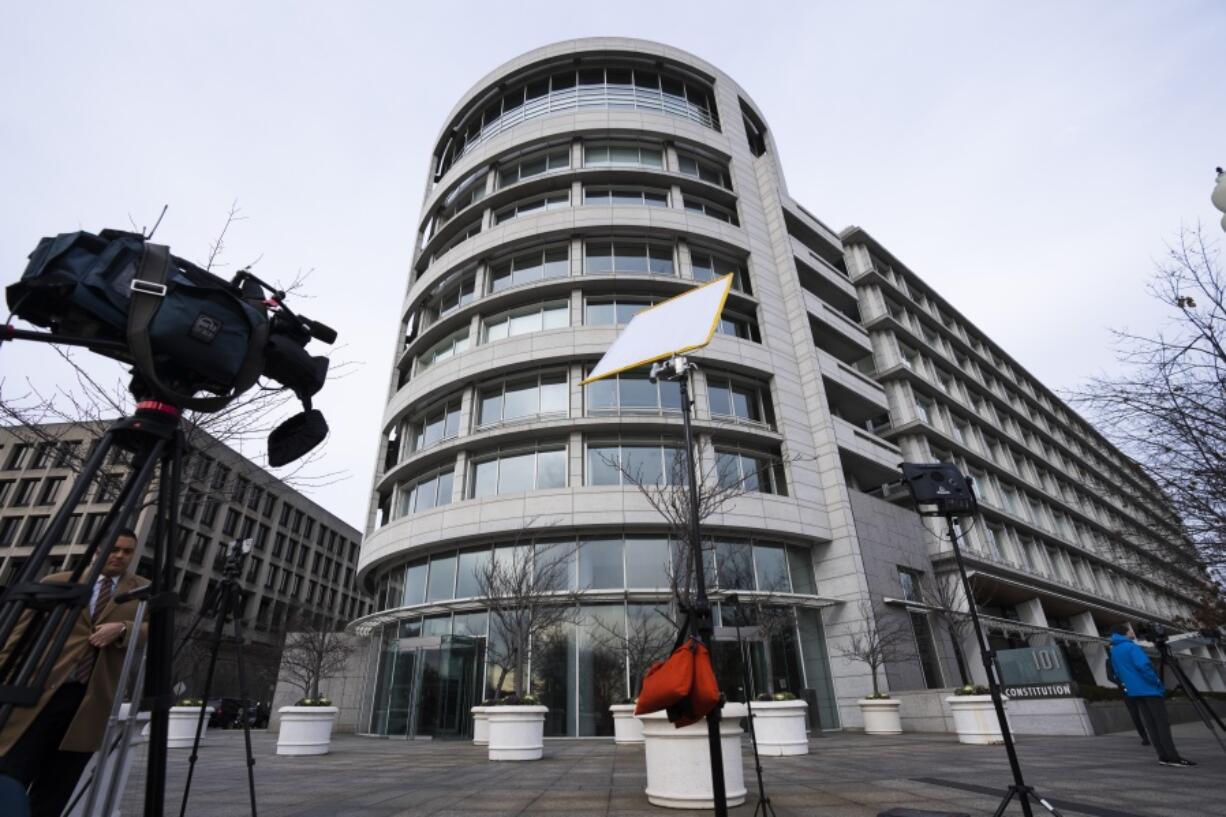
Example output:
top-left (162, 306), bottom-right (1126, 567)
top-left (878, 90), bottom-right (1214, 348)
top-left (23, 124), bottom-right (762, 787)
top-left (173, 538), bottom-right (259, 817)
top-left (651, 355), bottom-right (728, 817)
top-left (726, 594), bottom-right (777, 817)
top-left (900, 462), bottom-right (1063, 817)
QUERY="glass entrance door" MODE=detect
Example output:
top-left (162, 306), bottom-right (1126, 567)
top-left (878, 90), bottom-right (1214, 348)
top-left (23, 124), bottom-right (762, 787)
top-left (367, 634), bottom-right (483, 738)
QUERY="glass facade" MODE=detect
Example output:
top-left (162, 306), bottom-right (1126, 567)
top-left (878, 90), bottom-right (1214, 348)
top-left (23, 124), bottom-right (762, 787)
top-left (360, 537), bottom-right (837, 738)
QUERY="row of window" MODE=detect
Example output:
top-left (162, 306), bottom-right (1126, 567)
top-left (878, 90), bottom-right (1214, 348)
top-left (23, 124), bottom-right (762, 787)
top-left (414, 292), bottom-right (759, 372)
top-left (871, 264), bottom-right (1171, 526)
top-left (412, 241), bottom-right (751, 343)
top-left (432, 142), bottom-right (733, 238)
top-left (488, 186), bottom-right (737, 228)
top-left (909, 387), bottom-right (1182, 591)
top-left (433, 66), bottom-right (720, 180)
top-left (1, 439), bottom-right (83, 472)
top-left (957, 509), bottom-right (1189, 621)
top-left (388, 368), bottom-right (774, 465)
top-left (382, 437), bottom-right (785, 524)
top-left (371, 536), bottom-right (817, 612)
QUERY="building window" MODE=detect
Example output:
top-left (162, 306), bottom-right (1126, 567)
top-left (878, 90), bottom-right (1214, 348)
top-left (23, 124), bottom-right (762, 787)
top-left (435, 219), bottom-right (481, 258)
top-left (715, 311), bottom-right (760, 342)
top-left (36, 477), bottom-right (64, 506)
top-left (584, 369), bottom-right (681, 415)
top-left (397, 467), bottom-right (455, 517)
top-left (20, 515), bottom-right (49, 546)
top-left (689, 249), bottom-right (750, 293)
top-left (469, 445), bottom-right (567, 498)
top-left (423, 269), bottom-right (476, 326)
top-left (676, 150), bottom-right (732, 189)
top-left (583, 142), bottom-right (663, 169)
top-left (488, 245), bottom-right (569, 292)
top-left (498, 147), bottom-right (570, 188)
top-left (582, 187), bottom-right (669, 207)
top-left (0, 517), bottom-right (21, 548)
top-left (914, 398), bottom-right (933, 425)
top-left (417, 329), bottom-right (470, 371)
top-left (5, 444), bottom-right (30, 470)
top-left (584, 296), bottom-right (657, 325)
top-left (31, 443), bottom-right (54, 469)
top-left (407, 399), bottom-right (462, 454)
top-left (706, 375), bottom-right (772, 427)
top-left (683, 196), bottom-right (738, 225)
top-left (11, 479), bottom-right (37, 507)
top-left (586, 439), bottom-right (681, 486)
top-left (477, 372), bottom-right (568, 428)
top-left (493, 190), bottom-right (570, 224)
top-left (584, 240), bottom-right (674, 276)
top-left (897, 567), bottom-right (923, 602)
top-left (715, 448), bottom-right (786, 495)
top-left (482, 300), bottom-right (569, 342)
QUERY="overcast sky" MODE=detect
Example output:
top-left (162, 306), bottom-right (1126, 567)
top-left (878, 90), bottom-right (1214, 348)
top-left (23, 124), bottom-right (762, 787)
top-left (2, 2), bottom-right (1222, 531)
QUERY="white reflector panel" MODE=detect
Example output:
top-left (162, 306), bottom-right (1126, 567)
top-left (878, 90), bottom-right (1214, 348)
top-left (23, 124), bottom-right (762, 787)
top-left (581, 274), bottom-right (734, 385)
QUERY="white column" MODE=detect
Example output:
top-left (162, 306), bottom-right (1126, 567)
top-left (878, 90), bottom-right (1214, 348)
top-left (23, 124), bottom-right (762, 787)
top-left (1070, 612), bottom-right (1109, 686)
top-left (1015, 598), bottom-right (1050, 644)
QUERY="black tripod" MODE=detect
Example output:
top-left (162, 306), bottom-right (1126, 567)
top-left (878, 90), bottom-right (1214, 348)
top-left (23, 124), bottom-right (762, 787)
top-left (1155, 638), bottom-right (1226, 756)
top-left (943, 513), bottom-right (1063, 817)
top-left (172, 540), bottom-right (258, 817)
top-left (0, 386), bottom-right (185, 817)
top-left (727, 596), bottom-right (777, 817)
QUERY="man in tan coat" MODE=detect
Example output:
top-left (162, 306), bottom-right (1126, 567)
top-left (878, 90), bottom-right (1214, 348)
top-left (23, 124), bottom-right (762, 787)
top-left (0, 528), bottom-right (149, 817)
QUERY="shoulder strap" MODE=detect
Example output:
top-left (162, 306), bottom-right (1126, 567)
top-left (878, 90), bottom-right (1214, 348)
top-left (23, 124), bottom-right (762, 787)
top-left (126, 243), bottom-right (248, 412)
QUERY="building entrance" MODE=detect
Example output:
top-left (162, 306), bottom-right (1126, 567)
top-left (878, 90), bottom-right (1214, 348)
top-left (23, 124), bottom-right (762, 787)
top-left (367, 634), bottom-right (483, 738)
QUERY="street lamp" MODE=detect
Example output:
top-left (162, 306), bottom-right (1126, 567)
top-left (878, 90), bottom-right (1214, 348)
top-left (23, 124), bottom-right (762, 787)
top-left (1212, 167), bottom-right (1226, 233)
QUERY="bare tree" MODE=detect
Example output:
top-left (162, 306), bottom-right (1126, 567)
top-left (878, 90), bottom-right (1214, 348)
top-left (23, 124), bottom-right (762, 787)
top-left (604, 435), bottom-right (799, 613)
top-left (277, 612), bottom-right (355, 701)
top-left (1070, 224), bottom-right (1225, 582)
top-left (836, 599), bottom-right (913, 697)
top-left (477, 539), bottom-right (584, 699)
top-left (590, 603), bottom-right (677, 699)
top-left (918, 573), bottom-right (978, 686)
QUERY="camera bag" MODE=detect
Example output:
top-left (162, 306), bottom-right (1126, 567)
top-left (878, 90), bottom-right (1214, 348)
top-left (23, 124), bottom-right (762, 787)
top-left (7, 229), bottom-right (268, 410)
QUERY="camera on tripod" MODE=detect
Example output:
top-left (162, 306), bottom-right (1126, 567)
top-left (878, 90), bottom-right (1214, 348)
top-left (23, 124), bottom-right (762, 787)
top-left (1133, 621), bottom-right (1169, 646)
top-left (4, 228), bottom-right (339, 464)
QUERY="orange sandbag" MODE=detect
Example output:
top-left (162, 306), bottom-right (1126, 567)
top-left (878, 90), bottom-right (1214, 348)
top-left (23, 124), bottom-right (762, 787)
top-left (635, 641), bottom-right (694, 716)
top-left (667, 640), bottom-right (721, 727)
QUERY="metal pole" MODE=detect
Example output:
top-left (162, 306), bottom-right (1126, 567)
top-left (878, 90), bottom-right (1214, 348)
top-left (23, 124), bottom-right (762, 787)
top-left (677, 359), bottom-right (728, 817)
top-left (945, 513), bottom-right (1042, 817)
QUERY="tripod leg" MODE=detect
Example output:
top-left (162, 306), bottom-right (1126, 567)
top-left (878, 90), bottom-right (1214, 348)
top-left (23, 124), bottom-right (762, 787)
top-left (229, 594), bottom-right (259, 817)
top-left (146, 428), bottom-right (184, 817)
top-left (990, 786), bottom-right (1016, 817)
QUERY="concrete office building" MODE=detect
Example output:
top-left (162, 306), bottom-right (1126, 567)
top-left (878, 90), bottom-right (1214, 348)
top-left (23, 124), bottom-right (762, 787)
top-left (353, 38), bottom-right (1224, 738)
top-left (0, 420), bottom-right (370, 699)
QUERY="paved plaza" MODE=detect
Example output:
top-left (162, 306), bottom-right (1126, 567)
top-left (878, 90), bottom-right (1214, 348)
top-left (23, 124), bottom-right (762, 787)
top-left (120, 723), bottom-right (1224, 817)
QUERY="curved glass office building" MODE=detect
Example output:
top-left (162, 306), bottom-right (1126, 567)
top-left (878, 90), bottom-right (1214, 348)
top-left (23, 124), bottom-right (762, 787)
top-left (351, 38), bottom-right (1219, 739)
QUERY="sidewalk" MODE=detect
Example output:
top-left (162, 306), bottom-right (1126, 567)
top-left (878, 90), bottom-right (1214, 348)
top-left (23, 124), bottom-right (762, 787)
top-left (120, 722), bottom-right (1224, 817)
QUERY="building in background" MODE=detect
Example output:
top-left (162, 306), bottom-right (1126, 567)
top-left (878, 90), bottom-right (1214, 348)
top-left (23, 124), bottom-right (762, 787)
top-left (0, 420), bottom-right (370, 702)
top-left (353, 37), bottom-right (1224, 738)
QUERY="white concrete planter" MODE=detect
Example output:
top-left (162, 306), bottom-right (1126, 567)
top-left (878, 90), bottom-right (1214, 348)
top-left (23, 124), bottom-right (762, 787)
top-left (165, 705), bottom-right (214, 748)
top-left (610, 703), bottom-right (645, 744)
top-left (947, 694), bottom-right (1009, 745)
top-left (471, 706), bottom-right (490, 745)
top-left (487, 705), bottom-right (548, 761)
top-left (276, 706), bottom-right (339, 756)
top-left (749, 700), bottom-right (809, 756)
top-left (857, 698), bottom-right (902, 735)
top-left (640, 703), bottom-right (748, 809)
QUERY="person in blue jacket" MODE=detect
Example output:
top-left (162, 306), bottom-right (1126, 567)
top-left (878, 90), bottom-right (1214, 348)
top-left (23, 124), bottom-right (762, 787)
top-left (1108, 623), bottom-right (1195, 767)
